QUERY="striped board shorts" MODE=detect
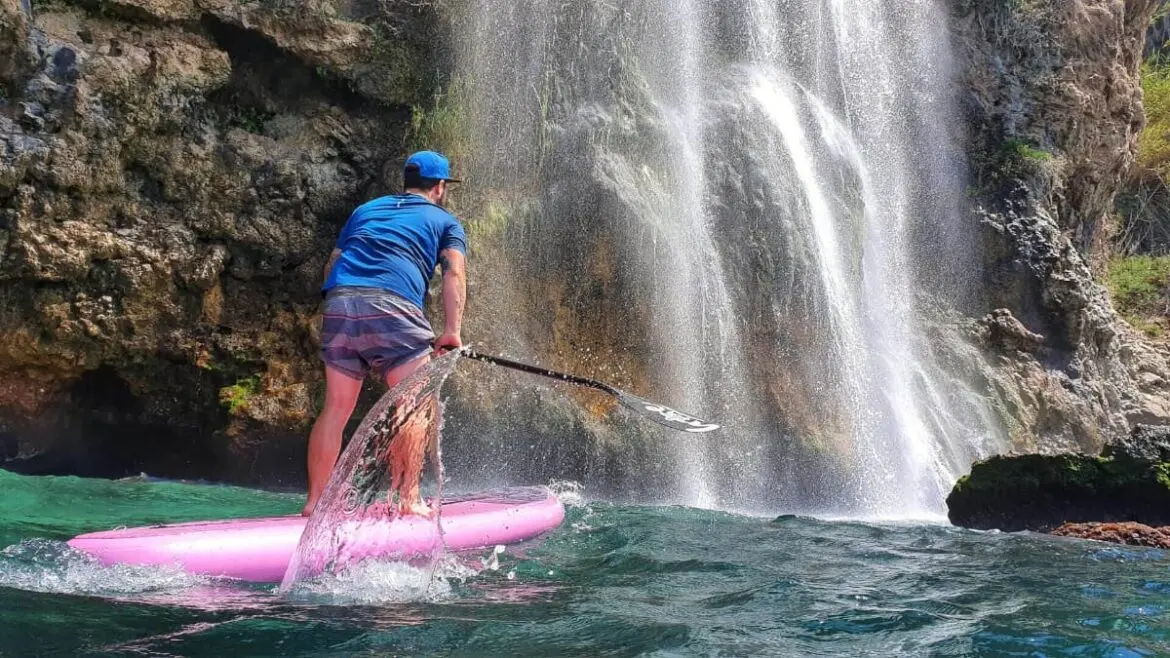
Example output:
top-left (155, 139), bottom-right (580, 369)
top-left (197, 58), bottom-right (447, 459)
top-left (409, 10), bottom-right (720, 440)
top-left (320, 286), bottom-right (435, 380)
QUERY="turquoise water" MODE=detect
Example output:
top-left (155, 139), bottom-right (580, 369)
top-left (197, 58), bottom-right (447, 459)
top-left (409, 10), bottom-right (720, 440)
top-left (1, 469), bottom-right (1168, 656)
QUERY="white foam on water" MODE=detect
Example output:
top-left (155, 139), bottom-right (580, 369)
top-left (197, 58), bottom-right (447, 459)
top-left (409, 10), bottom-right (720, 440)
top-left (282, 553), bottom-right (481, 606)
top-left (0, 538), bottom-right (205, 596)
top-left (548, 479), bottom-right (586, 507)
top-left (479, 544), bottom-right (506, 572)
top-left (551, 480), bottom-right (603, 532)
top-left (811, 511), bottom-right (952, 526)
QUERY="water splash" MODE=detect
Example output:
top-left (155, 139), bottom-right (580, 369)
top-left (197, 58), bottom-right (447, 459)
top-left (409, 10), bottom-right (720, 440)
top-left (548, 480), bottom-right (587, 507)
top-left (282, 554), bottom-right (477, 606)
top-left (279, 350), bottom-right (463, 592)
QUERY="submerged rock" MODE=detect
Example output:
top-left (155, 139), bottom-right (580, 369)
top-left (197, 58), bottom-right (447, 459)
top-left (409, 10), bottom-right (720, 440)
top-left (1052, 522), bottom-right (1170, 549)
top-left (946, 424), bottom-right (1170, 533)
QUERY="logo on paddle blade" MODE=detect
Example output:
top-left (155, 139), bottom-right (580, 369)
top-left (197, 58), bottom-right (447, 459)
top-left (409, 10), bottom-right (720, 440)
top-left (642, 404), bottom-right (720, 433)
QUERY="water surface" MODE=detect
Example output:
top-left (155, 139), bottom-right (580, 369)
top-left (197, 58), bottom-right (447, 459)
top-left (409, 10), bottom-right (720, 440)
top-left (0, 470), bottom-right (1166, 656)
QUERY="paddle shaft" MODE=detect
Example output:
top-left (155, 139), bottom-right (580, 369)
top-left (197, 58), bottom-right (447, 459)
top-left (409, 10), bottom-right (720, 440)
top-left (459, 349), bottom-right (720, 433)
top-left (461, 350), bottom-right (620, 397)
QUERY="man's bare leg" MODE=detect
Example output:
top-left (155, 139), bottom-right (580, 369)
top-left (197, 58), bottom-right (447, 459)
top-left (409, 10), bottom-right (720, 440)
top-left (393, 394), bottom-right (437, 516)
top-left (303, 366), bottom-right (363, 516)
top-left (384, 352), bottom-right (432, 516)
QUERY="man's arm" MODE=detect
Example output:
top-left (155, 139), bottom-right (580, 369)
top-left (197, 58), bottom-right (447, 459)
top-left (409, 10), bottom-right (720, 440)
top-left (323, 248), bottom-right (341, 284)
top-left (434, 248), bottom-right (466, 352)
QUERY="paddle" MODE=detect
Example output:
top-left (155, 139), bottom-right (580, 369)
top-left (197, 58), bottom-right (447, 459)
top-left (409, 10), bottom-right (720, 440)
top-left (459, 349), bottom-right (720, 433)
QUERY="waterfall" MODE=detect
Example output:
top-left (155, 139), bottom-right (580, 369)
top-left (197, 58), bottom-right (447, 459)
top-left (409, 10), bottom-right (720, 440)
top-left (449, 0), bottom-right (1004, 517)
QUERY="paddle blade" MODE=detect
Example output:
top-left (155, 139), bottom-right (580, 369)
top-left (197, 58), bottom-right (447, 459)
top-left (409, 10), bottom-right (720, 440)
top-left (614, 392), bottom-right (720, 433)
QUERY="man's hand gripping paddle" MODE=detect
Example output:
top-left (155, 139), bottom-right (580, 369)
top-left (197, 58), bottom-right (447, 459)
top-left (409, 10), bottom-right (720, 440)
top-left (460, 349), bottom-right (720, 433)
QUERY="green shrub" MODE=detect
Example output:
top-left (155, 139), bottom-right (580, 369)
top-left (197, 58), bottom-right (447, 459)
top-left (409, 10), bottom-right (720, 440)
top-left (1004, 139), bottom-right (1052, 163)
top-left (1115, 54), bottom-right (1170, 254)
top-left (1139, 61), bottom-right (1170, 178)
top-left (1108, 255), bottom-right (1170, 309)
top-left (224, 104), bottom-right (273, 134)
top-left (1107, 255), bottom-right (1170, 336)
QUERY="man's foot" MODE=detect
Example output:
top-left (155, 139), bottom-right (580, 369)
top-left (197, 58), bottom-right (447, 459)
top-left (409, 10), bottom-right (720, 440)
top-left (302, 497), bottom-right (318, 517)
top-left (399, 500), bottom-right (434, 518)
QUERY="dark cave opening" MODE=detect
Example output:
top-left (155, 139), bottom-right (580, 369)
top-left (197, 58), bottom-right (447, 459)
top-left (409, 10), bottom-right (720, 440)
top-left (2, 366), bottom-right (220, 481)
top-left (200, 14), bottom-right (374, 129)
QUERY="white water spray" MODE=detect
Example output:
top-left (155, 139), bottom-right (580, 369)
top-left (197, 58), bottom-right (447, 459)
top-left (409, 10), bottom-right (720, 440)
top-left (455, 0), bottom-right (1003, 516)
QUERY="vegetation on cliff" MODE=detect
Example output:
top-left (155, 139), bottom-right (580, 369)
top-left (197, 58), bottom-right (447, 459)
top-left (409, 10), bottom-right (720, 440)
top-left (1107, 255), bottom-right (1170, 337)
top-left (948, 0), bottom-right (1170, 456)
top-left (1113, 7), bottom-right (1170, 336)
top-left (1136, 58), bottom-right (1170, 180)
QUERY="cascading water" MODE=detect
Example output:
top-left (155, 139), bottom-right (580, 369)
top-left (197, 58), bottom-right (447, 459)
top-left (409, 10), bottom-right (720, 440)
top-left (449, 0), bottom-right (1004, 517)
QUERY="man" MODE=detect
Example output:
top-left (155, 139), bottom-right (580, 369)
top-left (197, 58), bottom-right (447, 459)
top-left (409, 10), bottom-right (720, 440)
top-left (303, 150), bottom-right (467, 517)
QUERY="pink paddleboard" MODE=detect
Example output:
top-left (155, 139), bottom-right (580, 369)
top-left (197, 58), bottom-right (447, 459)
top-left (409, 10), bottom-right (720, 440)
top-left (67, 487), bottom-right (565, 583)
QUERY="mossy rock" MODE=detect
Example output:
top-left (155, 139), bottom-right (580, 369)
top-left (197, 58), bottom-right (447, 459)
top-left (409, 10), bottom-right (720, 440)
top-left (946, 451), bottom-right (1170, 532)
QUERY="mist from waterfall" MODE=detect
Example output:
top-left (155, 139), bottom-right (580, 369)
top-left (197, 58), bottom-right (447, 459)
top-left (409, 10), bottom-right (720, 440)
top-left (451, 0), bottom-right (1005, 517)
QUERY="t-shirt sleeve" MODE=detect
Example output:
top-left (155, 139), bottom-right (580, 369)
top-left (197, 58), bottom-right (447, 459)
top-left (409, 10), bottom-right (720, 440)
top-left (439, 217), bottom-right (468, 254)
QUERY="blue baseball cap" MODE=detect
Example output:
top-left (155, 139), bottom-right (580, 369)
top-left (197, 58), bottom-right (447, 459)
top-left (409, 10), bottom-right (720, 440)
top-left (405, 151), bottom-right (461, 183)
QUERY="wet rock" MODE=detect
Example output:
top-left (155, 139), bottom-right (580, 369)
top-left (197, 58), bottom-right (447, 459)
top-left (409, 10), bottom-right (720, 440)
top-left (50, 46), bottom-right (79, 82)
top-left (946, 424), bottom-right (1170, 532)
top-left (0, 431), bottom-right (16, 460)
top-left (16, 102), bottom-right (44, 130)
top-left (1052, 522), bottom-right (1170, 548)
top-left (0, 0), bottom-right (446, 484)
top-left (979, 308), bottom-right (1045, 354)
top-left (1105, 423), bottom-right (1170, 462)
top-left (0, 0), bottom-right (32, 84)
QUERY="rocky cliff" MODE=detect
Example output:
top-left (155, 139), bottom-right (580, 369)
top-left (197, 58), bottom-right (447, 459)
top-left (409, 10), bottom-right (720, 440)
top-left (941, 0), bottom-right (1170, 455)
top-left (0, 0), bottom-right (447, 481)
top-left (0, 0), bottom-right (1168, 490)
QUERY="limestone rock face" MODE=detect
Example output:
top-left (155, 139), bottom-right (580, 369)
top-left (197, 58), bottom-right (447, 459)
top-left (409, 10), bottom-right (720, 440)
top-left (0, 0), bottom-right (443, 482)
top-left (945, 0), bottom-right (1170, 454)
top-left (0, 0), bottom-right (32, 84)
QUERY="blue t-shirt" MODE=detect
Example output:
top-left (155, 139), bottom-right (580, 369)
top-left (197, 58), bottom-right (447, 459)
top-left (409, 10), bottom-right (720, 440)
top-left (324, 194), bottom-right (467, 308)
